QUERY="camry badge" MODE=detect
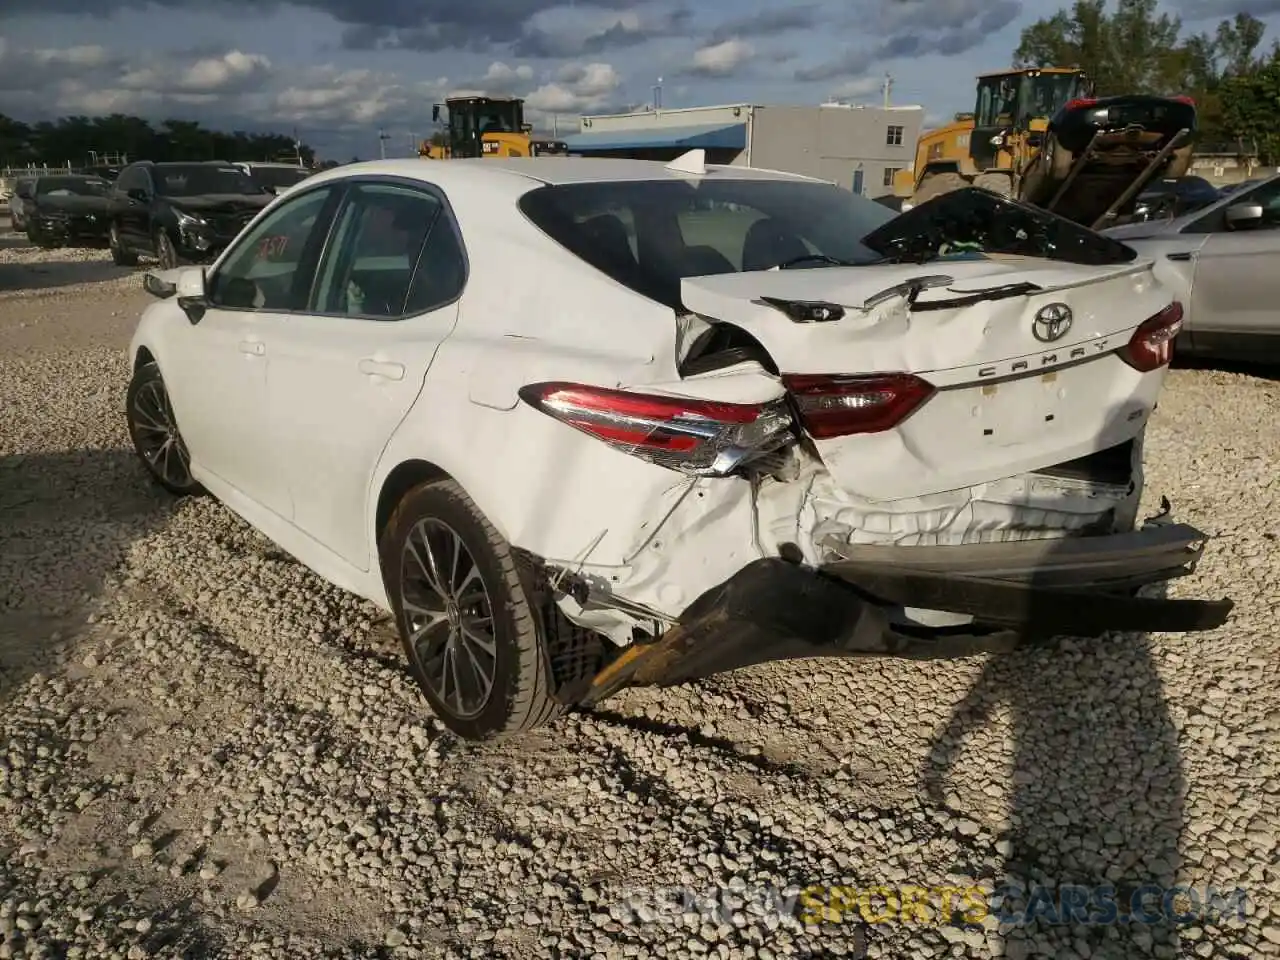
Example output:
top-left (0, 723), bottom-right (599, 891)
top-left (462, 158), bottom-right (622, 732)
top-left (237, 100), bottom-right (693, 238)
top-left (1033, 302), bottom-right (1073, 342)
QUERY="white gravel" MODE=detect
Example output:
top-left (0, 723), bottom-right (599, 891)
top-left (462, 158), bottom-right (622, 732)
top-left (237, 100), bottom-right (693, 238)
top-left (0, 231), bottom-right (1277, 959)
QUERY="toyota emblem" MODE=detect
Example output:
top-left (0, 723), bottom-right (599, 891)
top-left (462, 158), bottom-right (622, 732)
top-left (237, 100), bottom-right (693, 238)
top-left (1033, 303), bottom-right (1073, 342)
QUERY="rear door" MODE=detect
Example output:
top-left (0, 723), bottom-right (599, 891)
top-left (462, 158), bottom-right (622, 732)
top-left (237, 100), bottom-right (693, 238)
top-left (264, 177), bottom-right (467, 572)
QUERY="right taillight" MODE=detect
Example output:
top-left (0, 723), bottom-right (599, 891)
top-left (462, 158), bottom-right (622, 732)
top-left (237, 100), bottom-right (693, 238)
top-left (1120, 301), bottom-right (1183, 372)
top-left (781, 373), bottom-right (936, 439)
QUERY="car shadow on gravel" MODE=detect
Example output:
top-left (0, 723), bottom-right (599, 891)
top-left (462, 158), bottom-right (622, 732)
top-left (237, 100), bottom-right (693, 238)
top-left (0, 257), bottom-right (135, 293)
top-left (0, 448), bottom-right (173, 707)
top-left (923, 580), bottom-right (1190, 956)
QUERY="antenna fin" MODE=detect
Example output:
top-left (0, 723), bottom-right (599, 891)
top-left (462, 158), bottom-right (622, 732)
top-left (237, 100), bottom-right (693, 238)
top-left (665, 148), bottom-right (706, 175)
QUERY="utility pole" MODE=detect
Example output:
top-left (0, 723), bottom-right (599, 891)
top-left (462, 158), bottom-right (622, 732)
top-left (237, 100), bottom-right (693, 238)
top-left (882, 73), bottom-right (893, 109)
top-left (652, 77), bottom-right (663, 111)
top-left (378, 129), bottom-right (391, 159)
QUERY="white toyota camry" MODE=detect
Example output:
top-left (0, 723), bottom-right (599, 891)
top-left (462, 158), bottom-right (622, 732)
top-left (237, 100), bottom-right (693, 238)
top-left (127, 154), bottom-right (1232, 741)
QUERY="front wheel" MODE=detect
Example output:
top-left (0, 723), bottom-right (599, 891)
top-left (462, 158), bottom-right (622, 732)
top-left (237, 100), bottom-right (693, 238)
top-left (380, 479), bottom-right (564, 741)
top-left (125, 361), bottom-right (205, 497)
top-left (109, 222), bottom-right (138, 266)
top-left (155, 229), bottom-right (181, 270)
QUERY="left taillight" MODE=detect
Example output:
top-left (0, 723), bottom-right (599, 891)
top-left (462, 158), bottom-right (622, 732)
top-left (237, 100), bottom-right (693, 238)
top-left (781, 372), bottom-right (935, 439)
top-left (517, 381), bottom-right (795, 476)
top-left (1120, 301), bottom-right (1183, 372)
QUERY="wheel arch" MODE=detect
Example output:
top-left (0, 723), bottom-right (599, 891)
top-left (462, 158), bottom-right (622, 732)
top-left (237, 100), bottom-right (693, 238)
top-left (373, 458), bottom-right (454, 551)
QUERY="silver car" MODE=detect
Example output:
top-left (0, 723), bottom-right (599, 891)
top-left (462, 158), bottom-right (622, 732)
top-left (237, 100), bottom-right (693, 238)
top-left (1102, 172), bottom-right (1280, 364)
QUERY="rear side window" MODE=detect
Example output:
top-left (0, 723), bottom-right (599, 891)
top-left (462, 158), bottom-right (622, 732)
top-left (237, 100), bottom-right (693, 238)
top-left (518, 179), bottom-right (896, 309)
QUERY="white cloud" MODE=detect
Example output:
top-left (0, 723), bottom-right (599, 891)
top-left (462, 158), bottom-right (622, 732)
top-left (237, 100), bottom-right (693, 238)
top-left (524, 61), bottom-right (621, 118)
top-left (181, 51), bottom-right (272, 93)
top-left (688, 38), bottom-right (753, 77)
top-left (830, 75), bottom-right (885, 100)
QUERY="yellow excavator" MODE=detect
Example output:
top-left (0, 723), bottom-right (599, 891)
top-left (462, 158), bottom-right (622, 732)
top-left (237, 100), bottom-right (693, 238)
top-left (418, 96), bottom-right (569, 159)
top-left (892, 67), bottom-right (1198, 228)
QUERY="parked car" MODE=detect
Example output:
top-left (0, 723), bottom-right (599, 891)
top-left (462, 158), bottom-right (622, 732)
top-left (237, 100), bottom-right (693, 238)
top-left (1126, 175), bottom-right (1222, 223)
top-left (234, 161), bottom-right (312, 196)
top-left (22, 174), bottom-right (113, 248)
top-left (126, 158), bottom-right (1232, 740)
top-left (7, 176), bottom-right (36, 232)
top-left (1216, 177), bottom-right (1264, 198)
top-left (107, 160), bottom-right (274, 269)
top-left (1102, 170), bottom-right (1280, 363)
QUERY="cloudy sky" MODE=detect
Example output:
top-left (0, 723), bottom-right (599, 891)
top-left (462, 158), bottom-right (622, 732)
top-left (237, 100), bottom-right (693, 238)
top-left (0, 0), bottom-right (1274, 160)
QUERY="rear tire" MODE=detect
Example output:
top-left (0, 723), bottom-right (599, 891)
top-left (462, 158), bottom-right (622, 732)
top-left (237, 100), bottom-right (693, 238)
top-left (380, 479), bottom-right (564, 741)
top-left (974, 171), bottom-right (1014, 197)
top-left (109, 222), bottom-right (138, 266)
top-left (911, 171), bottom-right (971, 205)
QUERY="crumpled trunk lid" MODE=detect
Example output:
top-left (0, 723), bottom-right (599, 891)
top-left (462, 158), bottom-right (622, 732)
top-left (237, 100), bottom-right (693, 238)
top-left (680, 257), bottom-right (1171, 503)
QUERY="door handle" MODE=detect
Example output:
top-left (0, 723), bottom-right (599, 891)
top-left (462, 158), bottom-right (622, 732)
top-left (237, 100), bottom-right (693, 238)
top-left (238, 340), bottom-right (265, 356)
top-left (1166, 251), bottom-right (1196, 262)
top-left (359, 358), bottom-right (405, 380)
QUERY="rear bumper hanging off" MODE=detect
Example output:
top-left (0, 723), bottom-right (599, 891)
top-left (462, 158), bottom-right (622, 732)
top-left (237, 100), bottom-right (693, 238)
top-left (574, 511), bottom-right (1233, 706)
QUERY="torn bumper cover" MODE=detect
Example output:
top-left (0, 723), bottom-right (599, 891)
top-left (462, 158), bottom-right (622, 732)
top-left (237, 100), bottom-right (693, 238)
top-left (575, 514), bottom-right (1232, 706)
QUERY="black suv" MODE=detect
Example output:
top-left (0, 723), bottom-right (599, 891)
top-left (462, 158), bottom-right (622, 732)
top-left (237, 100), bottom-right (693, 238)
top-left (107, 160), bottom-right (274, 268)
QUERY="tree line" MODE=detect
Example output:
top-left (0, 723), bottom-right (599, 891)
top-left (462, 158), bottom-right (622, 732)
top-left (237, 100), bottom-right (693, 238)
top-left (1015, 0), bottom-right (1280, 161)
top-left (0, 113), bottom-right (321, 169)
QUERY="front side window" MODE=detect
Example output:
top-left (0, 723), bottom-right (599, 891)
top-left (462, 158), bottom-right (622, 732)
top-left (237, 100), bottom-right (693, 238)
top-left (208, 186), bottom-right (337, 311)
top-left (312, 183), bottom-right (444, 319)
top-left (1186, 177), bottom-right (1280, 234)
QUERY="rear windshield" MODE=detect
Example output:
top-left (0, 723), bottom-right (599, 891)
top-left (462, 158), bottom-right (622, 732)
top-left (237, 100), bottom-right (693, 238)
top-left (518, 178), bottom-right (897, 309)
top-left (37, 176), bottom-right (109, 196)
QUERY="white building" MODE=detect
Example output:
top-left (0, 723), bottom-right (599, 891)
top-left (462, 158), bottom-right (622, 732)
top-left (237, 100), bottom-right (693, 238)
top-left (561, 102), bottom-right (924, 198)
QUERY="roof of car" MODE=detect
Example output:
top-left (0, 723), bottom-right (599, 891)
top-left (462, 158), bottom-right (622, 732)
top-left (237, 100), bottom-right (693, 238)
top-left (302, 156), bottom-right (830, 190)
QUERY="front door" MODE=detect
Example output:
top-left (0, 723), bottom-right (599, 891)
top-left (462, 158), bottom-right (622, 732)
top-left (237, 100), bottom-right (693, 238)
top-left (264, 178), bottom-right (468, 571)
top-left (1185, 177), bottom-right (1280, 360)
top-left (163, 183), bottom-right (343, 518)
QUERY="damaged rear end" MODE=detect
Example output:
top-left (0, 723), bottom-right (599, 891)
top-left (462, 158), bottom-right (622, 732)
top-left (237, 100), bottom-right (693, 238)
top-left (510, 175), bottom-right (1232, 705)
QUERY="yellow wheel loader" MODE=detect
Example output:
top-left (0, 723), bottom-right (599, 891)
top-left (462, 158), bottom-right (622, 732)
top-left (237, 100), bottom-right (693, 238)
top-left (418, 96), bottom-right (569, 160)
top-left (893, 68), bottom-right (1198, 228)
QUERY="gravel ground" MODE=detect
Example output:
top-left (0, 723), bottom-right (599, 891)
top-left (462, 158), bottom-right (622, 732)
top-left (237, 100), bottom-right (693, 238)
top-left (0, 225), bottom-right (1277, 959)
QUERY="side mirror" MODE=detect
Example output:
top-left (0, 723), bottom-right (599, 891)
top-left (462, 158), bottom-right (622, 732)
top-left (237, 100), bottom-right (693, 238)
top-left (127, 187), bottom-right (150, 203)
top-left (175, 267), bottom-right (208, 324)
top-left (1225, 202), bottom-right (1263, 229)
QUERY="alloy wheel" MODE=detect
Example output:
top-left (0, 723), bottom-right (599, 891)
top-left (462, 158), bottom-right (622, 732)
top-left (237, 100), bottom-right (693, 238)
top-left (399, 518), bottom-right (498, 720)
top-left (130, 377), bottom-right (194, 489)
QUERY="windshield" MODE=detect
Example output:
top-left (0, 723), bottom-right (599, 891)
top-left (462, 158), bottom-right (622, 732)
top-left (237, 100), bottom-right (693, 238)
top-left (976, 73), bottom-right (1083, 127)
top-left (248, 166), bottom-right (310, 189)
top-left (519, 178), bottom-right (898, 309)
top-left (448, 100), bottom-right (523, 156)
top-left (36, 176), bottom-right (109, 197)
top-left (975, 75), bottom-right (1021, 128)
top-left (154, 165), bottom-right (262, 197)
top-left (1023, 73), bottom-right (1083, 119)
